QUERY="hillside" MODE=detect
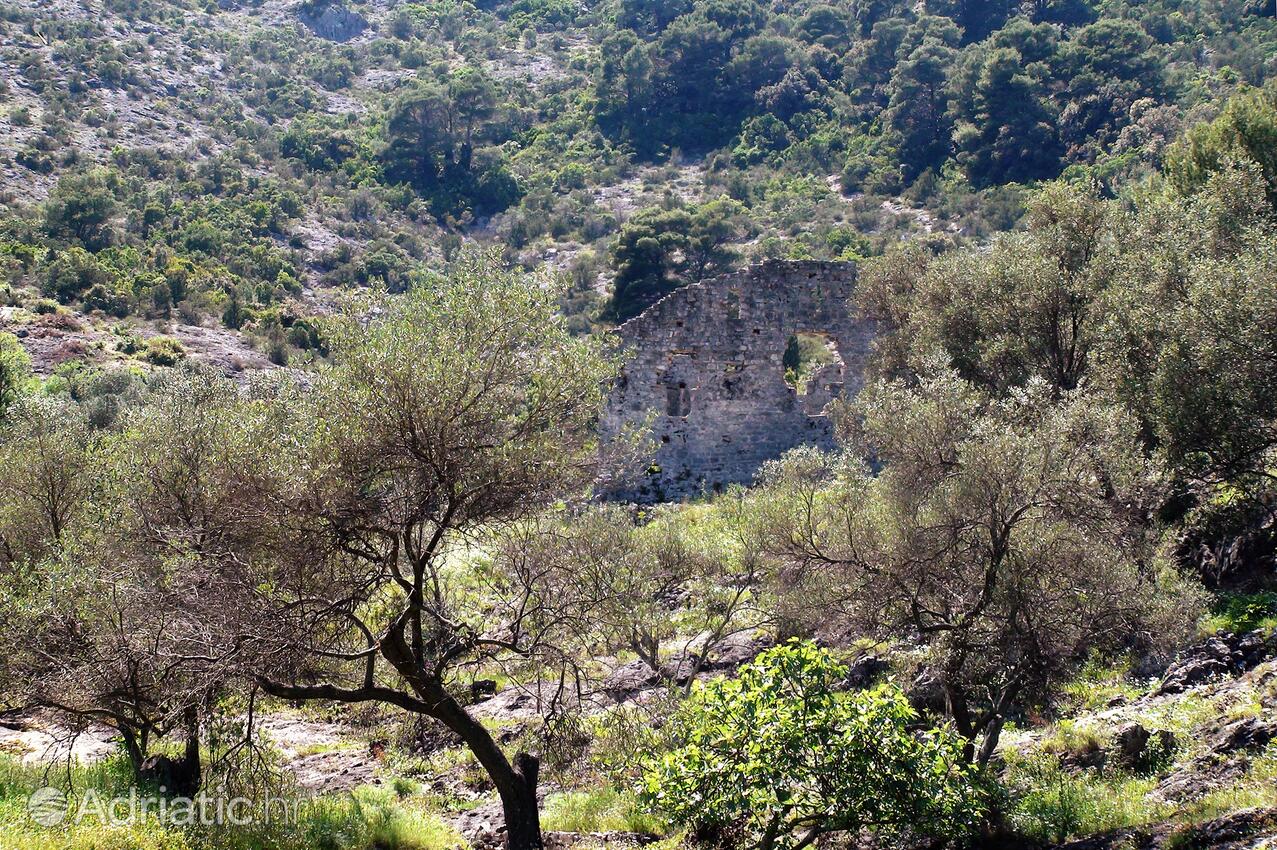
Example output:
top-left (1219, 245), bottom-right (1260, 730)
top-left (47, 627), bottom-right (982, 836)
top-left (1, 0), bottom-right (1275, 374)
top-left (2, 2), bottom-right (1277, 850)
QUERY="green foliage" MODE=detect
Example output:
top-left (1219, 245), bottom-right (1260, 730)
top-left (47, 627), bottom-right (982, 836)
top-left (43, 246), bottom-right (114, 304)
top-left (381, 69), bottom-right (520, 221)
top-left (858, 181), bottom-right (1116, 394)
top-left (1165, 85), bottom-right (1277, 211)
top-left (1003, 751), bottom-right (1165, 844)
top-left (43, 169), bottom-right (121, 251)
top-left (781, 332), bottom-right (837, 391)
top-left (1151, 213), bottom-right (1277, 487)
top-left (606, 198), bottom-right (750, 321)
top-left (1056, 655), bottom-right (1146, 715)
top-left (951, 47), bottom-right (1062, 186)
top-left (755, 369), bottom-right (1204, 765)
top-left (1202, 592), bottom-right (1277, 635)
top-left (143, 336), bottom-right (186, 366)
top-left (885, 37), bottom-right (957, 180)
top-left (0, 332), bottom-right (32, 423)
top-left (861, 164), bottom-right (1277, 503)
top-left (641, 642), bottom-right (984, 850)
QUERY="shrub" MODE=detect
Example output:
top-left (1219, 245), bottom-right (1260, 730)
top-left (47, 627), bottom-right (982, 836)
top-left (0, 331), bottom-right (32, 422)
top-left (641, 641), bottom-right (985, 850)
top-left (1202, 592), bottom-right (1277, 635)
top-left (143, 336), bottom-right (186, 366)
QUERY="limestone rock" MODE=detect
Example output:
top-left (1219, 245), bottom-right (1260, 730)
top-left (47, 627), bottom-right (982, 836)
top-left (906, 668), bottom-right (946, 714)
top-left (1155, 630), bottom-right (1276, 695)
top-left (844, 655), bottom-right (890, 689)
top-left (602, 659), bottom-right (661, 701)
top-left (1112, 722), bottom-right (1151, 768)
top-left (1209, 716), bottom-right (1277, 755)
top-left (1155, 753), bottom-right (1251, 803)
top-left (1111, 722), bottom-right (1175, 770)
top-left (296, 1), bottom-right (368, 42)
top-left (704, 631), bottom-right (774, 671)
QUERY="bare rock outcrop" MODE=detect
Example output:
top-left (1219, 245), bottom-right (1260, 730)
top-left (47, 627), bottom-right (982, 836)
top-left (296, 0), bottom-right (368, 41)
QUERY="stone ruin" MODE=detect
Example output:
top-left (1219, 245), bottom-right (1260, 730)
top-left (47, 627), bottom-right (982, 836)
top-left (600, 260), bottom-right (873, 502)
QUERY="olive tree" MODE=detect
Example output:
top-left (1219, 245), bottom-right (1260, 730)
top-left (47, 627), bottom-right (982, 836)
top-left (569, 500), bottom-right (771, 691)
top-left (0, 373), bottom-right (254, 788)
top-left (754, 369), bottom-right (1201, 765)
top-left (0, 397), bottom-right (91, 567)
top-left (857, 183), bottom-right (1116, 397)
top-left (0, 396), bottom-right (95, 725)
top-left (1151, 226), bottom-right (1277, 490)
top-left (0, 332), bottom-right (32, 425)
top-left (235, 251), bottom-right (620, 849)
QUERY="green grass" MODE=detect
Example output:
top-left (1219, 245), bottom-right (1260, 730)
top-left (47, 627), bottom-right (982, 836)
top-left (540, 788), bottom-right (665, 835)
top-left (1177, 744), bottom-right (1277, 823)
top-left (1037, 719), bottom-right (1107, 760)
top-left (1056, 655), bottom-right (1148, 714)
top-left (1005, 680), bottom-right (1277, 847)
top-left (1201, 591), bottom-right (1277, 636)
top-left (1127, 691), bottom-right (1221, 758)
top-left (1002, 751), bottom-right (1169, 844)
top-left (0, 755), bottom-right (465, 850)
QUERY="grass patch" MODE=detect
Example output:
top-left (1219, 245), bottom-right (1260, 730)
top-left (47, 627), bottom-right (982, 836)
top-left (1176, 744), bottom-right (1277, 824)
top-left (540, 787), bottom-right (665, 835)
top-left (1056, 655), bottom-right (1148, 714)
top-left (1127, 691), bottom-right (1221, 759)
top-left (1201, 591), bottom-right (1277, 636)
top-left (1003, 752), bottom-right (1168, 844)
top-left (0, 755), bottom-right (465, 850)
top-left (1038, 719), bottom-right (1107, 761)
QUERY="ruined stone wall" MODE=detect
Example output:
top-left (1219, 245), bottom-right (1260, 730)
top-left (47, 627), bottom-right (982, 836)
top-left (600, 260), bottom-right (872, 502)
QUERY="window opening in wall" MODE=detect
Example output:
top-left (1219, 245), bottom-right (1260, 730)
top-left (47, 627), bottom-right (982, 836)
top-left (665, 380), bottom-right (692, 417)
top-left (782, 333), bottom-right (839, 395)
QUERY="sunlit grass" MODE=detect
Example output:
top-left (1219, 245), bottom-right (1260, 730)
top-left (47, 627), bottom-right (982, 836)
top-left (1056, 654), bottom-right (1148, 714)
top-left (540, 787), bottom-right (665, 836)
top-left (0, 754), bottom-right (465, 850)
top-left (1200, 591), bottom-right (1277, 636)
top-left (1002, 751), bottom-right (1169, 843)
top-left (1177, 744), bottom-right (1277, 823)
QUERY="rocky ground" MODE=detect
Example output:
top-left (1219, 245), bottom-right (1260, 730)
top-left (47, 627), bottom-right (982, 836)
top-left (0, 710), bottom-right (377, 794)
top-left (2, 626), bottom-right (1273, 849)
top-left (1058, 808), bottom-right (1277, 850)
top-left (0, 302), bottom-right (276, 376)
top-left (1010, 629), bottom-right (1277, 850)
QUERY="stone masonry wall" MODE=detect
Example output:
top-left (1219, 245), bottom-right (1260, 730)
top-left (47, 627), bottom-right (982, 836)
top-left (600, 260), bottom-right (872, 502)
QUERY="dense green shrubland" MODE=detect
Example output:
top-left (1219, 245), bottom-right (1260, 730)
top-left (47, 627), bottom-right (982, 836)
top-left (2, 0), bottom-right (1275, 338)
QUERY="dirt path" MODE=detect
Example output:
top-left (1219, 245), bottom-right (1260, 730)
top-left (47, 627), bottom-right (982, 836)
top-left (0, 712), bottom-right (379, 794)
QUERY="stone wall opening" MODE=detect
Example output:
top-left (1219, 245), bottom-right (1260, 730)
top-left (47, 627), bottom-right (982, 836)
top-left (782, 332), bottom-right (840, 394)
top-left (665, 380), bottom-right (692, 417)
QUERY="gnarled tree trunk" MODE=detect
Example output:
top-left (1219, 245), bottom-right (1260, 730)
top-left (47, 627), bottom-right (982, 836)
top-left (421, 679), bottom-right (543, 849)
